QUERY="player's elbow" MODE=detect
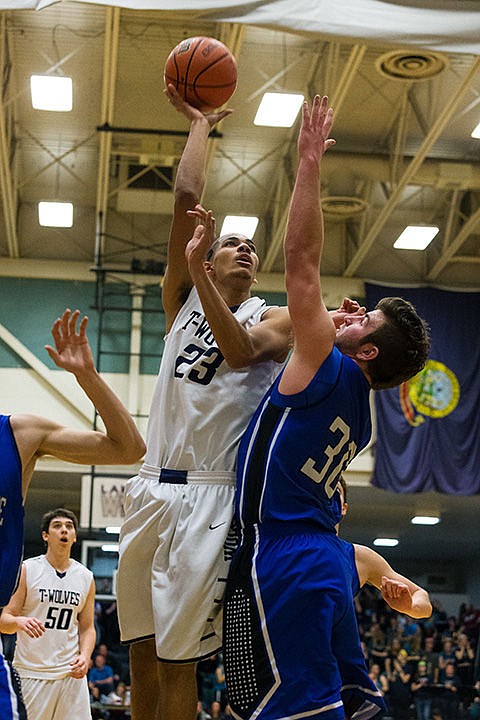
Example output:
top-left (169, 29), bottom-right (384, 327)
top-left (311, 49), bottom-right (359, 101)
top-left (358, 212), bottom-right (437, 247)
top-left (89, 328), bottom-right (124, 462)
top-left (117, 436), bottom-right (146, 464)
top-left (174, 187), bottom-right (200, 210)
top-left (222, 350), bottom-right (254, 369)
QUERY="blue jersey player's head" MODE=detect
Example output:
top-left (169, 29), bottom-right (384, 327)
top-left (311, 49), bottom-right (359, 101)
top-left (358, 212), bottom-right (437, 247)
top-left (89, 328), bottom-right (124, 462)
top-left (334, 296), bottom-right (430, 390)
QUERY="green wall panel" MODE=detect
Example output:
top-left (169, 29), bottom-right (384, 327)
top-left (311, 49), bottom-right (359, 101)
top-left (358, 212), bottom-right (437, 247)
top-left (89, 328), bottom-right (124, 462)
top-left (0, 277), bottom-right (286, 375)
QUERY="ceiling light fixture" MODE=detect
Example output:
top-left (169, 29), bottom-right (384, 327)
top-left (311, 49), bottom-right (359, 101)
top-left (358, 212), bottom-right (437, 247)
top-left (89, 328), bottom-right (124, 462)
top-left (411, 515), bottom-right (441, 525)
top-left (38, 201), bottom-right (73, 228)
top-left (220, 215), bottom-right (259, 239)
top-left (101, 544), bottom-right (119, 553)
top-left (393, 225), bottom-right (439, 250)
top-left (373, 538), bottom-right (399, 547)
top-left (254, 92), bottom-right (304, 127)
top-left (30, 75), bottom-right (73, 111)
top-left (105, 526), bottom-right (121, 534)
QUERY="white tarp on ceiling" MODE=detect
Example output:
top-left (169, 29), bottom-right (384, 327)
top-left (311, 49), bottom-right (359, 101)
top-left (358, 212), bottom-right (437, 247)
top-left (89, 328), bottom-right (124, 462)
top-left (3, 0), bottom-right (480, 54)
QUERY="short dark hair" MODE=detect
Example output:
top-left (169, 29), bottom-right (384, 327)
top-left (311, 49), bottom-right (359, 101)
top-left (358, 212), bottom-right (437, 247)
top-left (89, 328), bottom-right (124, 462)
top-left (206, 238), bottom-right (221, 262)
top-left (338, 475), bottom-right (347, 502)
top-left (364, 297), bottom-right (430, 390)
top-left (41, 508), bottom-right (78, 535)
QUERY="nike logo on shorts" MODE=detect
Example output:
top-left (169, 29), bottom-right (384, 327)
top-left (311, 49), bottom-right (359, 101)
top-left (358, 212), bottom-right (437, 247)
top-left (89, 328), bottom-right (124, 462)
top-left (209, 521), bottom-right (227, 530)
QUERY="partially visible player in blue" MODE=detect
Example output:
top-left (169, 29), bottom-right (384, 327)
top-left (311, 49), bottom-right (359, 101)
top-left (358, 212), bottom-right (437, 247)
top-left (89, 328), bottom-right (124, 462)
top-left (337, 477), bottom-right (432, 624)
top-left (335, 475), bottom-right (432, 712)
top-left (0, 309), bottom-right (145, 720)
top-left (223, 96), bottom-right (430, 720)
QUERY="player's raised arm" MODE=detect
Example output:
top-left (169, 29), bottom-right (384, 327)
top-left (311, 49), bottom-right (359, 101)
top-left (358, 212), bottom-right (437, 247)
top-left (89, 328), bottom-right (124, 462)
top-left (162, 84), bottom-right (232, 330)
top-left (185, 204), bottom-right (291, 368)
top-left (11, 309), bottom-right (145, 474)
top-left (279, 96), bottom-right (336, 394)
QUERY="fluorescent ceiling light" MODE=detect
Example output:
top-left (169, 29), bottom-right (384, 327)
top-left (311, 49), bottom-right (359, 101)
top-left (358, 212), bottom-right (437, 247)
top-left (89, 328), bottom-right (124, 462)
top-left (471, 122), bottom-right (480, 139)
top-left (105, 526), bottom-right (121, 534)
top-left (373, 538), bottom-right (399, 547)
top-left (38, 201), bottom-right (73, 228)
top-left (393, 225), bottom-right (439, 250)
top-left (30, 75), bottom-right (73, 111)
top-left (254, 92), bottom-right (304, 127)
top-left (411, 515), bottom-right (441, 525)
top-left (220, 215), bottom-right (259, 239)
top-left (101, 544), bottom-right (119, 553)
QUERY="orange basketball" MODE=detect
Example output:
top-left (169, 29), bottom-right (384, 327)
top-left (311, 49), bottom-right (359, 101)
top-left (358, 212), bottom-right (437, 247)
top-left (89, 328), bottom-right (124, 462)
top-left (164, 36), bottom-right (237, 110)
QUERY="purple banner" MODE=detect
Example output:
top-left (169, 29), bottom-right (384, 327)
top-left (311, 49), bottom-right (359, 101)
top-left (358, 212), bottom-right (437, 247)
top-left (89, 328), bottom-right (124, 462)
top-left (366, 284), bottom-right (480, 495)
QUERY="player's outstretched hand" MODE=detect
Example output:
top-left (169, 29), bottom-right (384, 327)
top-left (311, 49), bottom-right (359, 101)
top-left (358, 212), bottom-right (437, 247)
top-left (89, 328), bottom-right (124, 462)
top-left (298, 95), bottom-right (335, 161)
top-left (381, 576), bottom-right (413, 614)
top-left (165, 83), bottom-right (232, 128)
top-left (45, 309), bottom-right (95, 377)
top-left (185, 204), bottom-right (216, 273)
top-left (17, 615), bottom-right (45, 639)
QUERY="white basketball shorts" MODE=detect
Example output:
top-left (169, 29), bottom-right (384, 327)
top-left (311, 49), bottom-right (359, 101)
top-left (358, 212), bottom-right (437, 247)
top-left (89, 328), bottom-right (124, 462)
top-left (19, 675), bottom-right (90, 720)
top-left (117, 464), bottom-right (236, 662)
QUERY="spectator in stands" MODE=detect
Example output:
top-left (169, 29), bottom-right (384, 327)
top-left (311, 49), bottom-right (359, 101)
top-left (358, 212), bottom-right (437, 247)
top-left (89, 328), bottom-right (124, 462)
top-left (385, 636), bottom-right (405, 677)
top-left (432, 600), bottom-right (448, 633)
top-left (401, 615), bottom-right (423, 654)
top-left (456, 632), bottom-right (475, 685)
top-left (441, 616), bottom-right (459, 642)
top-left (88, 652), bottom-right (115, 699)
top-left (468, 680), bottom-right (480, 719)
top-left (411, 659), bottom-right (434, 720)
top-left (197, 654), bottom-right (218, 715)
top-left (461, 604), bottom-right (480, 644)
top-left (213, 655), bottom-right (227, 710)
top-left (438, 661), bottom-right (460, 720)
top-left (421, 635), bottom-right (440, 682)
top-left (387, 648), bottom-right (413, 720)
top-left (438, 638), bottom-right (457, 673)
top-left (365, 621), bottom-right (388, 671)
top-left (368, 662), bottom-right (389, 697)
top-left (96, 642), bottom-right (125, 684)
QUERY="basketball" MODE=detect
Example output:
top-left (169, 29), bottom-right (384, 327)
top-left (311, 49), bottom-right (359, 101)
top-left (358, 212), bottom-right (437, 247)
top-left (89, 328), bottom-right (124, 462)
top-left (164, 36), bottom-right (238, 110)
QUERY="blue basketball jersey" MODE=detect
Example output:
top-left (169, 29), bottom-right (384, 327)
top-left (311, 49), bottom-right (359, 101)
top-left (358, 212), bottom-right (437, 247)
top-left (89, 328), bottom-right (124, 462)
top-left (0, 414), bottom-right (24, 608)
top-left (236, 346), bottom-right (372, 534)
top-left (224, 350), bottom-right (384, 720)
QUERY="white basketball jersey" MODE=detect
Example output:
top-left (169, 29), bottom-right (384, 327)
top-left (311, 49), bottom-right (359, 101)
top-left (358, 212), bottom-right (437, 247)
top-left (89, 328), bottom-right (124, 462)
top-left (145, 287), bottom-right (284, 472)
top-left (14, 556), bottom-right (93, 680)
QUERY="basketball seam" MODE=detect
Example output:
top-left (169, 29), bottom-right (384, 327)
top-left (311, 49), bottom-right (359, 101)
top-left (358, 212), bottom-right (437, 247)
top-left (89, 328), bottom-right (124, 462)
top-left (193, 54), bottom-right (236, 104)
top-left (172, 52), bottom-right (180, 87)
top-left (183, 41), bottom-right (201, 102)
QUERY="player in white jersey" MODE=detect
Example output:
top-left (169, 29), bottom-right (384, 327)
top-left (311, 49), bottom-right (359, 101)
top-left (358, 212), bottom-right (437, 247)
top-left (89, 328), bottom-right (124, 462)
top-left (1, 509), bottom-right (95, 720)
top-left (116, 87), bottom-right (293, 720)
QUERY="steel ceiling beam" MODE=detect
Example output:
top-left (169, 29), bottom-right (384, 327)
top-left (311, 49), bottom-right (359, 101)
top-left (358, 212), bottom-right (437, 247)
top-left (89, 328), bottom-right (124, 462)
top-left (94, 5), bottom-right (120, 264)
top-left (203, 23), bottom-right (245, 198)
top-left (262, 43), bottom-right (367, 272)
top-left (0, 12), bottom-right (18, 257)
top-left (427, 203), bottom-right (480, 280)
top-left (344, 56), bottom-right (480, 277)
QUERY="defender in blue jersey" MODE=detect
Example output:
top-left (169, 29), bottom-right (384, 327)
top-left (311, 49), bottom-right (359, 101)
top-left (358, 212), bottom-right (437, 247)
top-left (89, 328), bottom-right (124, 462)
top-left (0, 310), bottom-right (145, 720)
top-left (223, 97), bottom-right (430, 720)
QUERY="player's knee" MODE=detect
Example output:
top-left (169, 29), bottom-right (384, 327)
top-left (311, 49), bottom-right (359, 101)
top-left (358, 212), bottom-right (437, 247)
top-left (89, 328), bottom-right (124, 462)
top-left (160, 661), bottom-right (196, 688)
top-left (130, 638), bottom-right (157, 677)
